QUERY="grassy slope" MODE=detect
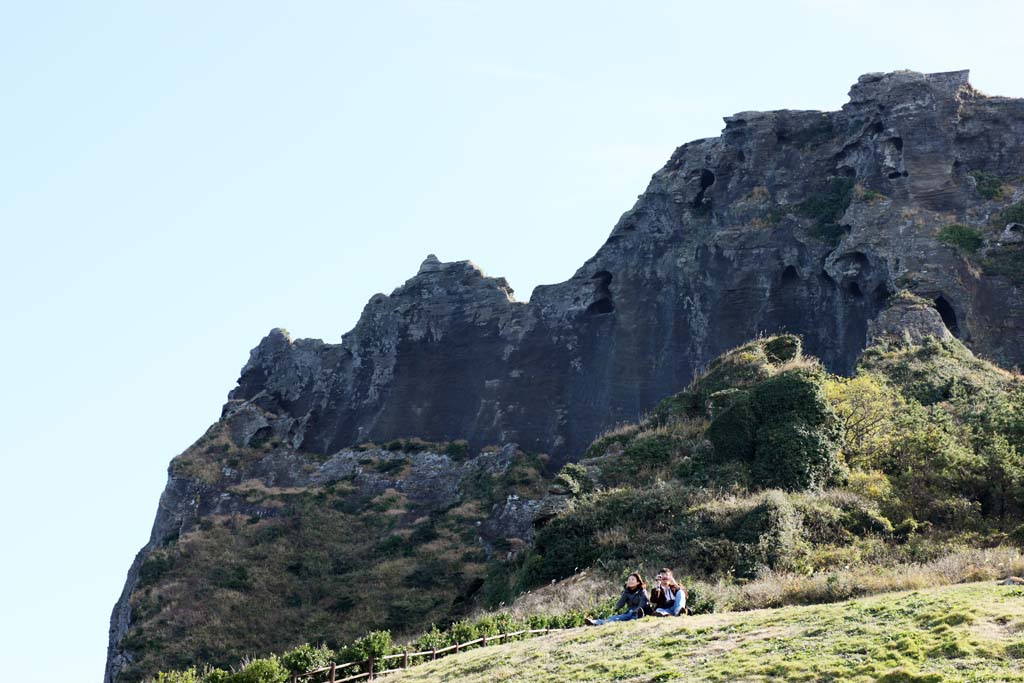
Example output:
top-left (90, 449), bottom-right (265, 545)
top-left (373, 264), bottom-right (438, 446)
top-left (387, 582), bottom-right (1024, 683)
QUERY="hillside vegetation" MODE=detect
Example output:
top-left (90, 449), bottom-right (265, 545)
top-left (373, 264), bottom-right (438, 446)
top-left (146, 329), bottom-right (1024, 682)
top-left (488, 332), bottom-right (1024, 606)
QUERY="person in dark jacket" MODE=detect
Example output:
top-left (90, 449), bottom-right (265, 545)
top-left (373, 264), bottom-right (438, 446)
top-left (585, 573), bottom-right (649, 625)
top-left (649, 568), bottom-right (686, 616)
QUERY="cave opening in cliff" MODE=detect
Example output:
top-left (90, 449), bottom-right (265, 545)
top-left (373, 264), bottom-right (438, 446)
top-left (692, 169), bottom-right (716, 213)
top-left (934, 296), bottom-right (960, 337)
top-left (587, 271), bottom-right (614, 315)
top-left (873, 283), bottom-right (891, 307)
top-left (847, 282), bottom-right (863, 299)
top-left (781, 265), bottom-right (800, 285)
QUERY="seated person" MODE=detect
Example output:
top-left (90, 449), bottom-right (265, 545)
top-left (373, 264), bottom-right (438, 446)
top-left (649, 568), bottom-right (686, 616)
top-left (585, 573), bottom-right (649, 625)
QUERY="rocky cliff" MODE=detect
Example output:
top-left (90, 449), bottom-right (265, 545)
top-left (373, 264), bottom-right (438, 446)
top-left (108, 69), bottom-right (1024, 682)
top-left (223, 69), bottom-right (1024, 463)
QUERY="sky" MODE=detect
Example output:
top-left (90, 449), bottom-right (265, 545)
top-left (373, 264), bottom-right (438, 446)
top-left (0, 1), bottom-right (1021, 680)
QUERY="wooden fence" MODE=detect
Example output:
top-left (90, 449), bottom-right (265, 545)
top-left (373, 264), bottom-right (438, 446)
top-left (292, 628), bottom-right (555, 682)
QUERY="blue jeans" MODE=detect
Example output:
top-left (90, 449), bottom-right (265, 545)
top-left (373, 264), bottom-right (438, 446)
top-left (655, 589), bottom-right (685, 616)
top-left (593, 609), bottom-right (640, 625)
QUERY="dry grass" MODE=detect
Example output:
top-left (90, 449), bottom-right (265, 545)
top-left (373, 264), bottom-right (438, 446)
top-left (470, 571), bottom-right (620, 620)
top-left (696, 546), bottom-right (1024, 612)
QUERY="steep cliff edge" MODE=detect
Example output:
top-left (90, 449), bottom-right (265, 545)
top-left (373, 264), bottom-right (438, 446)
top-left (107, 69), bottom-right (1024, 682)
top-left (224, 69), bottom-right (1024, 463)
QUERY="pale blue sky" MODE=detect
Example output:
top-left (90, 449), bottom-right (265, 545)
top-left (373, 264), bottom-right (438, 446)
top-left (1, 2), bottom-right (1021, 681)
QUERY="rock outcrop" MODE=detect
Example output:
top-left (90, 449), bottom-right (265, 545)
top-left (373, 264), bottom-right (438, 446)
top-left (108, 69), bottom-right (1024, 682)
top-left (224, 70), bottom-right (1024, 464)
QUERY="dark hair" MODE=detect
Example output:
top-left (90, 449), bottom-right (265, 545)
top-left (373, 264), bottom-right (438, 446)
top-left (624, 572), bottom-right (646, 591)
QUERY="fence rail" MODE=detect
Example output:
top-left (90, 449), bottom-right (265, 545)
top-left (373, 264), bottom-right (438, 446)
top-left (292, 628), bottom-right (555, 682)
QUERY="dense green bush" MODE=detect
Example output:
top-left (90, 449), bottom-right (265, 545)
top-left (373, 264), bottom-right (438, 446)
top-left (708, 368), bottom-right (843, 490)
top-left (707, 391), bottom-right (756, 461)
top-left (752, 423), bottom-right (843, 491)
top-left (344, 630), bottom-right (392, 662)
top-left (280, 644), bottom-right (335, 675)
top-left (936, 224), bottom-right (983, 254)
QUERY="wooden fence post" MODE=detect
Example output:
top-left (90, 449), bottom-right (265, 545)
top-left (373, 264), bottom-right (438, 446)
top-left (292, 675), bottom-right (298, 683)
top-left (431, 648), bottom-right (437, 661)
top-left (481, 634), bottom-right (487, 647)
top-left (329, 663), bottom-right (336, 683)
top-left (403, 650), bottom-right (409, 668)
top-left (368, 655), bottom-right (374, 681)
top-left (455, 641), bottom-right (460, 654)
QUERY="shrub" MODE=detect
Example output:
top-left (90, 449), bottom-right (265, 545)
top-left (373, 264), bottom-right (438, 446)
top-left (138, 553), bottom-right (172, 587)
top-left (444, 440), bottom-right (471, 460)
top-left (752, 423), bottom-right (843, 491)
top-left (1008, 523), bottom-right (1024, 548)
top-left (936, 224), bottom-right (983, 254)
top-left (707, 391), bottom-right (756, 461)
top-left (597, 432), bottom-right (687, 486)
top-left (229, 657), bottom-right (288, 683)
top-left (345, 630), bottom-right (392, 663)
top-left (824, 373), bottom-right (901, 470)
top-left (764, 335), bottom-right (802, 364)
top-left (1001, 200), bottom-right (1024, 226)
top-left (796, 176), bottom-right (855, 245)
top-left (208, 565), bottom-right (253, 592)
top-left (969, 170), bottom-right (1005, 200)
top-left (202, 669), bottom-right (230, 683)
top-left (150, 669), bottom-right (199, 683)
top-left (982, 244), bottom-right (1024, 281)
top-left (280, 644), bottom-right (335, 675)
top-left (553, 463), bottom-right (592, 496)
top-left (584, 423), bottom-right (643, 457)
top-left (413, 624), bottom-right (449, 652)
top-left (448, 620), bottom-right (477, 645)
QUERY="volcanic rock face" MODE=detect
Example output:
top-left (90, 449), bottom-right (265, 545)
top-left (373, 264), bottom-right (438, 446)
top-left (108, 70), bottom-right (1024, 682)
top-left (225, 70), bottom-right (1024, 463)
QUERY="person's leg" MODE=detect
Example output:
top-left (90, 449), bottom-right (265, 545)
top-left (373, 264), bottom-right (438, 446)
top-left (671, 589), bottom-right (685, 616)
top-left (594, 611), bottom-right (636, 625)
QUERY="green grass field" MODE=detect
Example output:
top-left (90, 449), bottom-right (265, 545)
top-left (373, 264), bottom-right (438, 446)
top-left (385, 582), bottom-right (1024, 682)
